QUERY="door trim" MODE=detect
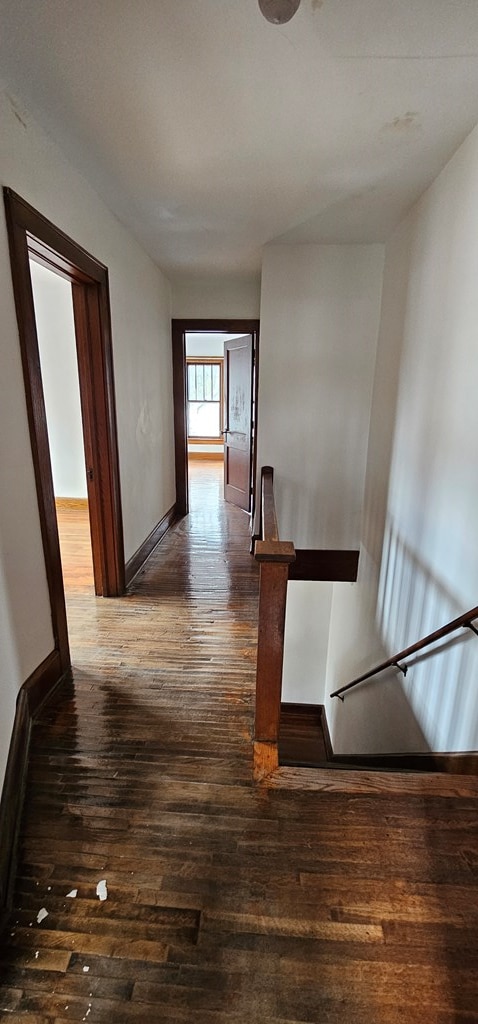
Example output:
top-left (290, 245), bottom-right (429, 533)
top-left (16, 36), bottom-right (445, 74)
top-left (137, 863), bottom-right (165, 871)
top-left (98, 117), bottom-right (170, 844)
top-left (4, 188), bottom-right (125, 670)
top-left (171, 319), bottom-right (260, 517)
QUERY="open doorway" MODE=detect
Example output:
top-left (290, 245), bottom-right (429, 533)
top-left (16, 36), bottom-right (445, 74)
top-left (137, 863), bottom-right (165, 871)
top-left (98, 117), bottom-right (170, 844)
top-left (172, 318), bottom-right (260, 519)
top-left (29, 259), bottom-right (95, 603)
top-left (185, 332), bottom-right (227, 467)
top-left (4, 188), bottom-right (125, 673)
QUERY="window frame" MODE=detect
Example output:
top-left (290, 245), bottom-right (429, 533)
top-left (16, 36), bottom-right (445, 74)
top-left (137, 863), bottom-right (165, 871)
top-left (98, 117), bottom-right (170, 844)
top-left (186, 356), bottom-right (224, 443)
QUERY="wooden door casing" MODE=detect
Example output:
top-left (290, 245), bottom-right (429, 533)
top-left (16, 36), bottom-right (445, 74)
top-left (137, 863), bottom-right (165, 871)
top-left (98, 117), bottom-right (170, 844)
top-left (171, 319), bottom-right (259, 519)
top-left (4, 188), bottom-right (125, 671)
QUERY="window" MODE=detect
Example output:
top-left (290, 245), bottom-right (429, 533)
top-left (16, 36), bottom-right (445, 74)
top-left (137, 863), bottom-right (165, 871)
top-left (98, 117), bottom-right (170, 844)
top-left (187, 359), bottom-right (223, 439)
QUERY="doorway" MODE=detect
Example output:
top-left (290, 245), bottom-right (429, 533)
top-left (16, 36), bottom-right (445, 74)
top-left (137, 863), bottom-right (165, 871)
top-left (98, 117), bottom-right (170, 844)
top-left (185, 332), bottom-right (227, 468)
top-left (29, 258), bottom-right (95, 601)
top-left (4, 188), bottom-right (125, 672)
top-left (172, 318), bottom-right (259, 519)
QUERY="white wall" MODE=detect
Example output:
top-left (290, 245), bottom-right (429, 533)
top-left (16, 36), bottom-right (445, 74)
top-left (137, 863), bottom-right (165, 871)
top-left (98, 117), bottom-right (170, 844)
top-left (172, 274), bottom-right (260, 319)
top-left (186, 333), bottom-right (226, 359)
top-left (30, 260), bottom-right (87, 499)
top-left (282, 581), bottom-right (332, 704)
top-left (326, 124), bottom-right (478, 754)
top-left (257, 244), bottom-right (384, 549)
top-left (0, 88), bottom-right (175, 793)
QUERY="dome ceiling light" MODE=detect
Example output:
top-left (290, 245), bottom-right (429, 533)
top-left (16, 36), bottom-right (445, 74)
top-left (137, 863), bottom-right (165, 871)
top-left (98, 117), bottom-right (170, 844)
top-left (258, 0), bottom-right (301, 25)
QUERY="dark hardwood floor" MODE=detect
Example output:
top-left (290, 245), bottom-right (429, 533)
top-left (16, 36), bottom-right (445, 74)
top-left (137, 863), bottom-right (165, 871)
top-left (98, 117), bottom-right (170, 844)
top-left (1, 462), bottom-right (477, 1022)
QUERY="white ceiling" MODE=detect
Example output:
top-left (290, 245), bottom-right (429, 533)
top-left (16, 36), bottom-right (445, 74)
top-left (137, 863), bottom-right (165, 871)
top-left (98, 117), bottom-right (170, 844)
top-left (2, 0), bottom-right (478, 279)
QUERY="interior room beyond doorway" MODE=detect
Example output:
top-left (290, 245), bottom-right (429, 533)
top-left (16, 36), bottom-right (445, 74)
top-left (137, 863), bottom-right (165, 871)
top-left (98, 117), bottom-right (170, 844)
top-left (29, 260), bottom-right (95, 605)
top-left (185, 331), bottom-right (243, 464)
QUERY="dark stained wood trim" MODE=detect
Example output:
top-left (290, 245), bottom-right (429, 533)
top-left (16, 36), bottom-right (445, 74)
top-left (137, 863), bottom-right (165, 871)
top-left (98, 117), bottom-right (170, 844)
top-left (71, 281), bottom-right (108, 595)
top-left (255, 539), bottom-right (296, 563)
top-left (0, 651), bottom-right (66, 925)
top-left (4, 194), bottom-right (70, 669)
top-left (0, 691), bottom-right (29, 926)
top-left (172, 319), bottom-right (260, 520)
top-left (254, 467), bottom-right (295, 745)
top-left (321, 701), bottom-right (334, 761)
top-left (174, 319), bottom-right (260, 333)
top-left (330, 751), bottom-right (478, 774)
top-left (71, 280), bottom-right (125, 596)
top-left (255, 560), bottom-right (290, 742)
top-left (172, 321), bottom-right (189, 516)
top-left (125, 504), bottom-right (179, 587)
top-left (96, 277), bottom-right (125, 594)
top-left (23, 649), bottom-right (65, 719)
top-left (3, 188), bottom-right (125, 661)
top-left (13, 206), bottom-right (111, 283)
top-left (278, 703), bottom-right (478, 775)
top-left (288, 548), bottom-right (359, 581)
top-left (260, 466), bottom-right (279, 541)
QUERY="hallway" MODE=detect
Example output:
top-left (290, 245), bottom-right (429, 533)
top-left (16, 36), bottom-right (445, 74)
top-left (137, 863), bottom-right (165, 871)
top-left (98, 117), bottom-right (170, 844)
top-left (0, 463), bottom-right (477, 1022)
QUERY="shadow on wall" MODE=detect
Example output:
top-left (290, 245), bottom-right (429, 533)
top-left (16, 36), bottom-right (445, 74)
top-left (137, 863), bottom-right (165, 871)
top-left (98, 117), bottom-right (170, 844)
top-left (330, 668), bottom-right (431, 756)
top-left (376, 517), bottom-right (478, 753)
top-left (327, 512), bottom-right (478, 755)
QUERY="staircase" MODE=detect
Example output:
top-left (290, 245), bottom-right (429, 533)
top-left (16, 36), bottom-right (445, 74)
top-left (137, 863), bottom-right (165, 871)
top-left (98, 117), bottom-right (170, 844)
top-left (279, 702), bottom-right (478, 775)
top-left (254, 465), bottom-right (478, 782)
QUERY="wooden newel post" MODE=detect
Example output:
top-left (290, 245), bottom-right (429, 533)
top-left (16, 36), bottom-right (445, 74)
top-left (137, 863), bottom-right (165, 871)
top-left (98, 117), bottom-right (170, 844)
top-left (254, 467), bottom-right (295, 775)
top-left (254, 539), bottom-right (295, 743)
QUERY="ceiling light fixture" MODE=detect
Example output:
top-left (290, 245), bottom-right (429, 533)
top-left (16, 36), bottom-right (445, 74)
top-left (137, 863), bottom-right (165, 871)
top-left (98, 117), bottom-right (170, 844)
top-left (258, 0), bottom-right (301, 25)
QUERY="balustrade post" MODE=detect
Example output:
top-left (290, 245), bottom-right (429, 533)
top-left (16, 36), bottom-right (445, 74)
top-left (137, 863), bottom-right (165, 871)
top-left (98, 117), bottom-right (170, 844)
top-left (254, 539), bottom-right (295, 744)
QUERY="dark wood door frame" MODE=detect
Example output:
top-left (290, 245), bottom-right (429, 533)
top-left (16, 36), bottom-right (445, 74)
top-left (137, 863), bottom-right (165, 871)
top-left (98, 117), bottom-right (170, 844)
top-left (172, 318), bottom-right (260, 517)
top-left (4, 188), bottom-right (125, 672)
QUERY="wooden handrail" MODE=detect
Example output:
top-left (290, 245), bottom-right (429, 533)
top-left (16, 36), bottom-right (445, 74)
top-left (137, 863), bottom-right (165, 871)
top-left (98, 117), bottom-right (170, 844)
top-left (254, 467), bottom-right (295, 753)
top-left (261, 465), bottom-right (279, 541)
top-left (255, 467), bottom-right (295, 565)
top-left (330, 605), bottom-right (478, 700)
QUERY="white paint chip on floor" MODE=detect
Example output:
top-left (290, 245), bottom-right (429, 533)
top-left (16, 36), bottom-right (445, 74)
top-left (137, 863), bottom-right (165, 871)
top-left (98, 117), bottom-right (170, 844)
top-left (36, 908), bottom-right (48, 924)
top-left (96, 879), bottom-right (108, 901)
top-left (66, 889), bottom-right (78, 898)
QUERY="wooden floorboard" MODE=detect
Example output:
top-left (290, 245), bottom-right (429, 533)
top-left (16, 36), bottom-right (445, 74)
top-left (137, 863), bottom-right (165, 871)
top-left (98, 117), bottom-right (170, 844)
top-left (1, 462), bottom-right (477, 1022)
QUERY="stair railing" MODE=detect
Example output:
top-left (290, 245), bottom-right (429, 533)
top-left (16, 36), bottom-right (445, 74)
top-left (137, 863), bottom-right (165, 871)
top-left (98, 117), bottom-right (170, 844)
top-left (330, 605), bottom-right (478, 701)
top-left (254, 467), bottom-right (295, 752)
